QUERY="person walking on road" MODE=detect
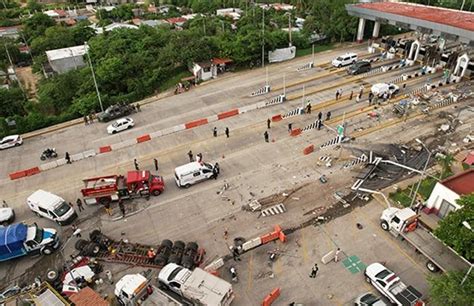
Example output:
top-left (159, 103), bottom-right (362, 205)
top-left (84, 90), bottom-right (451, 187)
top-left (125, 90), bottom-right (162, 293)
top-left (188, 150), bottom-right (193, 162)
top-left (231, 246), bottom-right (241, 261)
top-left (154, 158), bottom-right (159, 171)
top-left (119, 199), bottom-right (126, 218)
top-left (65, 152), bottom-right (71, 164)
top-left (349, 90), bottom-right (353, 100)
top-left (267, 118), bottom-right (271, 129)
top-left (76, 198), bottom-right (84, 212)
top-left (326, 111), bottom-right (332, 121)
top-left (72, 224), bottom-right (82, 238)
top-left (309, 263), bottom-right (319, 278)
top-left (197, 153), bottom-right (203, 163)
top-left (306, 103), bottom-right (312, 114)
top-left (318, 112), bottom-right (322, 121)
top-left (225, 127), bottom-right (229, 138)
top-left (134, 159), bottom-right (139, 171)
top-left (334, 248), bottom-right (341, 262)
top-left (2, 200), bottom-right (8, 208)
top-left (264, 131), bottom-right (269, 142)
top-left (104, 202), bottom-right (112, 216)
top-left (136, 103), bottom-right (141, 112)
top-left (288, 123), bottom-right (292, 132)
top-left (335, 90), bottom-right (339, 100)
top-left (213, 127), bottom-right (217, 137)
top-left (84, 115), bottom-right (88, 125)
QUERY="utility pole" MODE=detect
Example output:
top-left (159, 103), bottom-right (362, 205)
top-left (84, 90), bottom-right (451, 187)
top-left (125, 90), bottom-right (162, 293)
top-left (4, 42), bottom-right (26, 98)
top-left (312, 44), bottom-right (315, 64)
top-left (84, 42), bottom-right (104, 113)
top-left (301, 85), bottom-right (305, 110)
top-left (288, 13), bottom-right (292, 47)
top-left (261, 8), bottom-right (265, 68)
top-left (265, 66), bottom-right (268, 87)
top-left (410, 139), bottom-right (431, 208)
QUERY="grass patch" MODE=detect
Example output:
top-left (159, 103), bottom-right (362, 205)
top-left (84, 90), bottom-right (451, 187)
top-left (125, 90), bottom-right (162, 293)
top-left (295, 44), bottom-right (334, 57)
top-left (389, 189), bottom-right (413, 207)
top-left (417, 176), bottom-right (438, 200)
top-left (389, 175), bottom-right (439, 208)
top-left (158, 69), bottom-right (193, 92)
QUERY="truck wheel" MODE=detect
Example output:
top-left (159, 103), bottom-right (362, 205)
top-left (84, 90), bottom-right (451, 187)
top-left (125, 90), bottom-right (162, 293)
top-left (89, 242), bottom-right (101, 256)
top-left (161, 239), bottom-right (173, 249)
top-left (152, 190), bottom-right (161, 196)
top-left (154, 254), bottom-right (167, 266)
top-left (46, 269), bottom-right (59, 283)
top-left (41, 247), bottom-right (53, 255)
top-left (186, 242), bottom-right (198, 252)
top-left (181, 256), bottom-right (194, 269)
top-left (174, 241), bottom-right (185, 250)
top-left (99, 197), bottom-right (111, 206)
top-left (380, 221), bottom-right (389, 231)
top-left (426, 261), bottom-right (440, 272)
top-left (184, 184), bottom-right (191, 188)
top-left (75, 239), bottom-right (88, 251)
top-left (89, 229), bottom-right (102, 241)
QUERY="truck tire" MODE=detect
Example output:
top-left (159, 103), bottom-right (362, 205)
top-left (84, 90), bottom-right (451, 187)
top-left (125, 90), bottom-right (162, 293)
top-left (154, 254), bottom-right (167, 266)
top-left (152, 189), bottom-right (161, 196)
top-left (380, 221), bottom-right (389, 231)
top-left (426, 261), bottom-right (440, 272)
top-left (174, 240), bottom-right (185, 250)
top-left (161, 239), bottom-right (173, 249)
top-left (168, 254), bottom-right (181, 265)
top-left (46, 269), bottom-right (59, 283)
top-left (41, 247), bottom-right (54, 255)
top-left (99, 197), bottom-right (111, 206)
top-left (181, 256), bottom-right (194, 269)
top-left (89, 229), bottom-right (102, 241)
top-left (85, 242), bottom-right (100, 256)
top-left (186, 242), bottom-right (198, 251)
top-left (75, 239), bottom-right (88, 251)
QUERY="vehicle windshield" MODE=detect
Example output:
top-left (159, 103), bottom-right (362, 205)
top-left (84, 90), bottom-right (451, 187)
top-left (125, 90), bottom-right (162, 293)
top-left (112, 122), bottom-right (119, 127)
top-left (375, 269), bottom-right (392, 279)
top-left (361, 294), bottom-right (380, 304)
top-left (54, 202), bottom-right (71, 217)
top-left (33, 225), bottom-right (44, 243)
top-left (203, 162), bottom-right (213, 169)
top-left (168, 267), bottom-right (183, 281)
top-left (336, 57), bottom-right (343, 61)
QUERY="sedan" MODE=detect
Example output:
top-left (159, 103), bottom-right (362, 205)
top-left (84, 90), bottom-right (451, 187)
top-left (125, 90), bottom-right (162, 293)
top-left (107, 117), bottom-right (134, 134)
top-left (0, 135), bottom-right (23, 150)
top-left (354, 292), bottom-right (388, 306)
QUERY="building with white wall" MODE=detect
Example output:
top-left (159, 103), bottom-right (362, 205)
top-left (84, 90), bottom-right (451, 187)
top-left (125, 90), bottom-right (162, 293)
top-left (46, 45), bottom-right (89, 75)
top-left (425, 169), bottom-right (474, 218)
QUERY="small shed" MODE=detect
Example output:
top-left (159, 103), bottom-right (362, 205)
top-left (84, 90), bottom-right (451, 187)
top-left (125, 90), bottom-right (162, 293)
top-left (192, 60), bottom-right (217, 82)
top-left (69, 287), bottom-right (108, 306)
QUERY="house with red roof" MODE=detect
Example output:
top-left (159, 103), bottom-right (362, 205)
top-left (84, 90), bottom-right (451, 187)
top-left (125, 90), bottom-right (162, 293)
top-left (165, 17), bottom-right (187, 27)
top-left (425, 169), bottom-right (474, 218)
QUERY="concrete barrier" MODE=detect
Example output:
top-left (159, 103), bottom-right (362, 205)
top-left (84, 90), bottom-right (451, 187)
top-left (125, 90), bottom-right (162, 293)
top-left (321, 250), bottom-right (335, 264)
top-left (242, 237), bottom-right (262, 252)
top-left (136, 134), bottom-right (151, 143)
top-left (111, 139), bottom-right (136, 151)
top-left (150, 130), bottom-right (163, 138)
top-left (290, 128), bottom-right (302, 137)
top-left (161, 127), bottom-right (175, 136)
top-left (99, 146), bottom-right (112, 154)
top-left (185, 118), bottom-right (208, 129)
top-left (303, 144), bottom-right (314, 155)
top-left (71, 152), bottom-right (85, 162)
top-left (24, 167), bottom-right (41, 177)
top-left (262, 288), bottom-right (281, 306)
top-left (271, 114), bottom-right (282, 122)
top-left (204, 257), bottom-right (225, 272)
top-left (83, 150), bottom-right (96, 158)
top-left (173, 124), bottom-right (186, 133)
top-left (238, 104), bottom-right (257, 114)
top-left (206, 114), bottom-right (219, 123)
top-left (56, 158), bottom-right (67, 166)
top-left (217, 109), bottom-right (239, 120)
top-left (9, 170), bottom-right (26, 180)
top-left (39, 161), bottom-right (58, 171)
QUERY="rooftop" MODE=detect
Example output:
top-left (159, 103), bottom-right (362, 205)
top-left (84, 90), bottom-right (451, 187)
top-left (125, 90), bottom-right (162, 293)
top-left (69, 287), bottom-right (108, 306)
top-left (441, 169), bottom-right (474, 196)
top-left (46, 45), bottom-right (88, 61)
top-left (355, 2), bottom-right (474, 32)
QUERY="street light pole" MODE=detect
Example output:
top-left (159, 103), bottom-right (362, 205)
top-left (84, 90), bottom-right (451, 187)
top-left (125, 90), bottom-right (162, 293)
top-left (84, 42), bottom-right (104, 113)
top-left (410, 139), bottom-right (431, 208)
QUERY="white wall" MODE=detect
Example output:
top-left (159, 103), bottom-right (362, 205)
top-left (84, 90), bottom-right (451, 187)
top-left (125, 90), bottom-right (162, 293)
top-left (426, 182), bottom-right (461, 211)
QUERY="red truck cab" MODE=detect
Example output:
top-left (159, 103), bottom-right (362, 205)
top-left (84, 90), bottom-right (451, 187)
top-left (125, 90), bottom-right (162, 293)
top-left (122, 171), bottom-right (165, 197)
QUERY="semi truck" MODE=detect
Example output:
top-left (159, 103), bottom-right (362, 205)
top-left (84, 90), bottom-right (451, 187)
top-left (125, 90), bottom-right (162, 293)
top-left (380, 207), bottom-right (471, 273)
top-left (81, 170), bottom-right (165, 205)
top-left (158, 263), bottom-right (234, 306)
top-left (0, 223), bottom-right (60, 262)
top-left (365, 262), bottom-right (425, 306)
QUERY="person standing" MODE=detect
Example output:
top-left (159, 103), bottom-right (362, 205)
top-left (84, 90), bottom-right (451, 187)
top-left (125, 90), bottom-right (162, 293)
top-left (197, 153), bottom-right (203, 163)
top-left (154, 158), bottom-right (159, 171)
top-left (264, 131), bottom-right (269, 142)
top-left (188, 150), bottom-right (193, 162)
top-left (267, 118), bottom-right (271, 129)
top-left (288, 123), bottom-right (292, 132)
top-left (307, 103), bottom-right (312, 114)
top-left (213, 127), bottom-right (217, 137)
top-left (318, 112), bottom-right (322, 121)
top-left (134, 159), bottom-right (139, 171)
top-left (309, 263), bottom-right (319, 278)
top-left (359, 85), bottom-right (364, 98)
top-left (225, 127), bottom-right (229, 138)
top-left (326, 111), bottom-right (332, 121)
top-left (65, 152), bottom-right (71, 164)
top-left (349, 91), bottom-right (353, 100)
top-left (76, 198), bottom-right (84, 212)
top-left (72, 224), bottom-right (82, 238)
top-left (84, 115), bottom-right (88, 126)
top-left (2, 200), bottom-right (8, 208)
top-left (136, 103), bottom-right (141, 112)
top-left (119, 199), bottom-right (126, 218)
top-left (334, 248), bottom-right (341, 262)
top-left (335, 90), bottom-right (339, 100)
top-left (104, 202), bottom-right (112, 216)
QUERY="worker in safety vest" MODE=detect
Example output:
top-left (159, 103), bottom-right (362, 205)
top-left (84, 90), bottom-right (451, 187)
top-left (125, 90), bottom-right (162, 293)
top-left (147, 248), bottom-right (156, 262)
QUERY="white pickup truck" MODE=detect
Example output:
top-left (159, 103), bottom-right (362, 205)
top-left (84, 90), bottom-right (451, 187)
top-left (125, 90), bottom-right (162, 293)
top-left (365, 263), bottom-right (424, 306)
top-left (380, 207), bottom-right (471, 272)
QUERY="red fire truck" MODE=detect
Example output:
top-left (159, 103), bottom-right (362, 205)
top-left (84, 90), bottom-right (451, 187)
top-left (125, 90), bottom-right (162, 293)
top-left (81, 170), bottom-right (165, 205)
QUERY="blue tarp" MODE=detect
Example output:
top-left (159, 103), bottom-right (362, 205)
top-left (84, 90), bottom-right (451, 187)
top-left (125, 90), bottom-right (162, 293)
top-left (0, 223), bottom-right (27, 254)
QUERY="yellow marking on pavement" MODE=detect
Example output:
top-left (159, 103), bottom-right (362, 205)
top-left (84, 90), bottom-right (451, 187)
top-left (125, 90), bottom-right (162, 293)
top-left (247, 251), bottom-right (253, 292)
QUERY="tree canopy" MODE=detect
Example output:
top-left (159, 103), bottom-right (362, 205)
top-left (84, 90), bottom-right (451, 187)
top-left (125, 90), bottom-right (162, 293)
top-left (428, 270), bottom-right (474, 306)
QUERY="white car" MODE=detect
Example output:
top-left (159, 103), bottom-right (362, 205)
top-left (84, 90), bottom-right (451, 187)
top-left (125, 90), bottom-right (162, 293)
top-left (0, 207), bottom-right (15, 226)
top-left (332, 52), bottom-right (358, 67)
top-left (107, 117), bottom-right (134, 134)
top-left (355, 292), bottom-right (388, 306)
top-left (371, 83), bottom-right (400, 97)
top-left (0, 135), bottom-right (23, 150)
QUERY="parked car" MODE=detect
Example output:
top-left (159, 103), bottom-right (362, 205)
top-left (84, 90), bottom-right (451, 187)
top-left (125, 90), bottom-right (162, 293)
top-left (332, 52), bottom-right (358, 68)
top-left (0, 135), bottom-right (23, 150)
top-left (354, 292), bottom-right (388, 306)
top-left (0, 207), bottom-right (15, 226)
top-left (97, 104), bottom-right (136, 122)
top-left (107, 118), bottom-right (135, 134)
top-left (371, 83), bottom-right (400, 97)
top-left (347, 61), bottom-right (371, 75)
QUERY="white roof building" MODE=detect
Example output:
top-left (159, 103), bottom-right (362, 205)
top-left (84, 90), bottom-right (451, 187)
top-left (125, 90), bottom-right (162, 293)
top-left (46, 45), bottom-right (89, 74)
top-left (216, 8), bottom-right (242, 20)
top-left (90, 23), bottom-right (139, 34)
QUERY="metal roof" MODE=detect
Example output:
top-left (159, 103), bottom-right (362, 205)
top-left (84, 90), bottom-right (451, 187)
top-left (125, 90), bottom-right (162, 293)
top-left (45, 45), bottom-right (88, 61)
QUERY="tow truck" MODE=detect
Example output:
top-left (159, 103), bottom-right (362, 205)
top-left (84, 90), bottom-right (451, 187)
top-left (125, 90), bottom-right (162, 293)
top-left (81, 170), bottom-right (164, 205)
top-left (380, 207), bottom-right (471, 273)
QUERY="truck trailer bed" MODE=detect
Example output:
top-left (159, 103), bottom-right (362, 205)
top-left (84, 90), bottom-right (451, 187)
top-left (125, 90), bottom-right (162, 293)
top-left (401, 225), bottom-right (471, 272)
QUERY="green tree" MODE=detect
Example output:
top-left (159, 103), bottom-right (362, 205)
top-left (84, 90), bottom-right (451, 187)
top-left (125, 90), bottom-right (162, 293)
top-left (22, 13), bottom-right (56, 42)
top-left (434, 194), bottom-right (474, 261)
top-left (0, 87), bottom-right (26, 117)
top-left (26, 0), bottom-right (42, 13)
top-left (428, 270), bottom-right (474, 306)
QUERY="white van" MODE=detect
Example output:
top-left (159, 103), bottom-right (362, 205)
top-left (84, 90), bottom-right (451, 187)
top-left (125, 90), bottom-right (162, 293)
top-left (174, 162), bottom-right (219, 188)
top-left (27, 190), bottom-right (77, 225)
top-left (332, 52), bottom-right (358, 67)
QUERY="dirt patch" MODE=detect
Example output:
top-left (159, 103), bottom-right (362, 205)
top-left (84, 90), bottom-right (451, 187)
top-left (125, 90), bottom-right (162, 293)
top-left (16, 67), bottom-right (39, 98)
top-left (256, 182), bottom-right (311, 208)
